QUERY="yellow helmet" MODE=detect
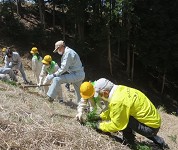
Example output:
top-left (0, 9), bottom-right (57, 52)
top-left (30, 47), bottom-right (38, 54)
top-left (2, 47), bottom-right (6, 52)
top-left (42, 55), bottom-right (52, 65)
top-left (80, 82), bottom-right (94, 99)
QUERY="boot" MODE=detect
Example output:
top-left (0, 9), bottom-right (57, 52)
top-left (122, 129), bottom-right (136, 149)
top-left (147, 135), bottom-right (169, 150)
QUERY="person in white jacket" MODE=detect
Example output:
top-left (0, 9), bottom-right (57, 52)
top-left (4, 48), bottom-right (29, 84)
top-left (30, 47), bottom-right (42, 84)
top-left (46, 40), bottom-right (85, 103)
top-left (76, 81), bottom-right (108, 122)
top-left (38, 55), bottom-right (62, 101)
top-left (0, 67), bottom-right (17, 81)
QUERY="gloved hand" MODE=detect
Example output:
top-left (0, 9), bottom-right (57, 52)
top-left (43, 79), bottom-right (48, 85)
top-left (76, 113), bottom-right (83, 122)
top-left (46, 74), bottom-right (54, 80)
top-left (37, 83), bottom-right (41, 87)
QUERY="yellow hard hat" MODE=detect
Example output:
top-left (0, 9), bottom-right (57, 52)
top-left (42, 55), bottom-right (52, 65)
top-left (30, 47), bottom-right (38, 54)
top-left (2, 48), bottom-right (6, 52)
top-left (80, 82), bottom-right (95, 99)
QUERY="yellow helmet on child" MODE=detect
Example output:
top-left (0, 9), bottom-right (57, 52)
top-left (42, 55), bottom-right (52, 65)
top-left (80, 82), bottom-right (95, 99)
top-left (30, 47), bottom-right (38, 54)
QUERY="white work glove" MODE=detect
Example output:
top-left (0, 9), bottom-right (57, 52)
top-left (37, 83), bottom-right (41, 87)
top-left (46, 74), bottom-right (54, 80)
top-left (76, 112), bottom-right (83, 122)
top-left (38, 77), bottom-right (43, 87)
top-left (43, 78), bottom-right (48, 85)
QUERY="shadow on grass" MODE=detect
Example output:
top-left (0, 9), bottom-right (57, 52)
top-left (95, 131), bottom-right (167, 150)
top-left (63, 99), bottom-right (78, 110)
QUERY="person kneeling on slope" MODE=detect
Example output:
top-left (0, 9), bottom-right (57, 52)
top-left (89, 78), bottom-right (169, 150)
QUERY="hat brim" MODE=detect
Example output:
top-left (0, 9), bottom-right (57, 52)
top-left (30, 51), bottom-right (38, 54)
top-left (42, 60), bottom-right (49, 65)
top-left (80, 92), bottom-right (94, 100)
top-left (53, 47), bottom-right (59, 53)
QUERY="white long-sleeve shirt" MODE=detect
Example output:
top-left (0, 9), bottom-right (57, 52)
top-left (77, 97), bottom-right (108, 114)
top-left (31, 55), bottom-right (42, 84)
top-left (39, 61), bottom-right (59, 85)
top-left (55, 47), bottom-right (84, 76)
top-left (4, 52), bottom-right (21, 69)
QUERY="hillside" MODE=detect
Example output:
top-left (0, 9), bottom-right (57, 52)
top-left (0, 57), bottom-right (178, 150)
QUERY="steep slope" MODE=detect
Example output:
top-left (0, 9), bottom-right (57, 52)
top-left (0, 57), bottom-right (178, 150)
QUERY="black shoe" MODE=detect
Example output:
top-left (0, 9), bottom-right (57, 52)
top-left (158, 142), bottom-right (170, 150)
top-left (59, 99), bottom-right (64, 103)
top-left (149, 136), bottom-right (170, 150)
top-left (24, 80), bottom-right (29, 84)
top-left (48, 97), bottom-right (54, 103)
top-left (65, 83), bottom-right (70, 91)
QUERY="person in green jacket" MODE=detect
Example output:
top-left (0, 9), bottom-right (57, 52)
top-left (38, 55), bottom-right (62, 102)
top-left (30, 47), bottom-right (42, 85)
top-left (91, 78), bottom-right (168, 149)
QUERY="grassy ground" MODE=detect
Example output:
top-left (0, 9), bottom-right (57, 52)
top-left (0, 57), bottom-right (178, 150)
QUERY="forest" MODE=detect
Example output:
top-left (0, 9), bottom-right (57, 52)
top-left (0, 0), bottom-right (178, 103)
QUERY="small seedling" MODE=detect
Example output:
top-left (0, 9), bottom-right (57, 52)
top-left (84, 110), bottom-right (99, 127)
top-left (3, 80), bottom-right (17, 86)
top-left (168, 135), bottom-right (177, 143)
top-left (136, 143), bottom-right (152, 150)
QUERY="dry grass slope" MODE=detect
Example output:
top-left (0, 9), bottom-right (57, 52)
top-left (0, 57), bottom-right (178, 150)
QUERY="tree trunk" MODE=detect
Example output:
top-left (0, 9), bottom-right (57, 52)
top-left (38, 0), bottom-right (45, 29)
top-left (78, 22), bottom-right (84, 41)
top-left (62, 3), bottom-right (66, 40)
top-left (131, 48), bottom-right (135, 81)
top-left (161, 69), bottom-right (166, 94)
top-left (107, 25), bottom-right (112, 75)
top-left (126, 10), bottom-right (131, 78)
top-left (52, 1), bottom-right (55, 28)
top-left (126, 37), bottom-right (130, 78)
top-left (16, 0), bottom-right (19, 16)
top-left (117, 38), bottom-right (120, 59)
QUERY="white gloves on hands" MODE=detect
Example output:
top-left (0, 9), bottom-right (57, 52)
top-left (76, 113), bottom-right (83, 122)
top-left (46, 74), bottom-right (54, 80)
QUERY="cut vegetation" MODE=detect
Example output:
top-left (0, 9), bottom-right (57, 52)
top-left (0, 58), bottom-right (178, 150)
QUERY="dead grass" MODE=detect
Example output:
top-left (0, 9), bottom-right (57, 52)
top-left (0, 58), bottom-right (178, 150)
top-left (0, 80), bottom-right (129, 150)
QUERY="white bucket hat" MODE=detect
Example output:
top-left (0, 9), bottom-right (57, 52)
top-left (94, 78), bottom-right (114, 97)
top-left (53, 40), bottom-right (65, 53)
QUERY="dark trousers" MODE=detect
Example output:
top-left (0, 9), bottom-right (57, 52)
top-left (123, 116), bottom-right (165, 146)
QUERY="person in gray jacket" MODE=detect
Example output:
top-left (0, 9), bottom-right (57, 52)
top-left (0, 67), bottom-right (17, 81)
top-left (4, 48), bottom-right (29, 84)
top-left (46, 40), bottom-right (85, 103)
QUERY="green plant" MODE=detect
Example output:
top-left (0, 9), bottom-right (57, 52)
top-left (86, 109), bottom-right (98, 122)
top-left (168, 135), bottom-right (177, 143)
top-left (171, 112), bottom-right (177, 116)
top-left (136, 143), bottom-right (152, 150)
top-left (84, 110), bottom-right (100, 127)
top-left (3, 80), bottom-right (17, 86)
